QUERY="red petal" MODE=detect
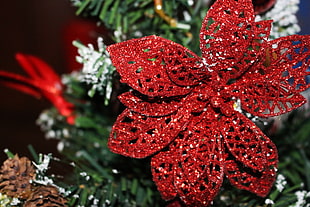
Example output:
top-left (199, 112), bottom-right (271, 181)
top-left (253, 20), bottom-right (273, 42)
top-left (151, 118), bottom-right (225, 206)
top-left (174, 110), bottom-right (223, 182)
top-left (225, 157), bottom-right (277, 197)
top-left (118, 91), bottom-right (184, 117)
top-left (108, 108), bottom-right (190, 158)
top-left (221, 112), bottom-right (278, 172)
top-left (265, 35), bottom-right (310, 92)
top-left (243, 35), bottom-right (310, 91)
top-left (107, 35), bottom-right (193, 97)
top-left (162, 44), bottom-right (207, 87)
top-left (234, 81), bottom-right (306, 117)
top-left (236, 35), bottom-right (310, 117)
top-left (151, 148), bottom-right (178, 201)
top-left (200, 0), bottom-right (257, 83)
top-left (173, 115), bottom-right (224, 206)
top-left (153, 108), bottom-right (225, 206)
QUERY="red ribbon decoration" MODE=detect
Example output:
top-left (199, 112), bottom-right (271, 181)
top-left (0, 54), bottom-right (75, 124)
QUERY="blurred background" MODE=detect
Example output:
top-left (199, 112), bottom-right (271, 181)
top-left (0, 0), bottom-right (309, 162)
top-left (0, 0), bottom-right (76, 161)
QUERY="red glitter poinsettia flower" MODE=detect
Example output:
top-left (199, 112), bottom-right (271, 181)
top-left (0, 53), bottom-right (75, 124)
top-left (208, 0), bottom-right (276, 15)
top-left (107, 0), bottom-right (310, 206)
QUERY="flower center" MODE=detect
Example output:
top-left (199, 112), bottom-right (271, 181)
top-left (210, 96), bottom-right (234, 117)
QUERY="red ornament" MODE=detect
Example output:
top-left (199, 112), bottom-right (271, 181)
top-left (63, 17), bottom-right (111, 73)
top-left (0, 53), bottom-right (75, 124)
top-left (253, 0), bottom-right (276, 14)
top-left (107, 0), bottom-right (310, 206)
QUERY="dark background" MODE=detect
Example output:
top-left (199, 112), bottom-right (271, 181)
top-left (0, 1), bottom-right (310, 162)
top-left (0, 0), bottom-right (76, 161)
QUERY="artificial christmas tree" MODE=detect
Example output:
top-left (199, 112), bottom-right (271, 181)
top-left (0, 0), bottom-right (310, 206)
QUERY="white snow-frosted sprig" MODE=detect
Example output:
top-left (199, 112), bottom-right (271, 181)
top-left (74, 37), bottom-right (115, 105)
top-left (32, 154), bottom-right (55, 186)
top-left (36, 110), bottom-right (73, 144)
top-left (31, 154), bottom-right (69, 196)
top-left (114, 26), bottom-right (127, 42)
top-left (233, 98), bottom-right (242, 113)
top-left (255, 0), bottom-right (300, 39)
top-left (289, 190), bottom-right (310, 207)
top-left (37, 111), bottom-right (55, 131)
top-left (275, 174), bottom-right (287, 192)
top-left (265, 198), bottom-right (274, 205)
top-left (33, 154), bottom-right (52, 174)
top-left (10, 197), bottom-right (21, 206)
top-left (80, 171), bottom-right (90, 181)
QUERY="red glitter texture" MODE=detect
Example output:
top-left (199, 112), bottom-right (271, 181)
top-left (107, 0), bottom-right (310, 206)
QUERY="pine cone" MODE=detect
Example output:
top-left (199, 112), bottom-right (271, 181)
top-left (24, 185), bottom-right (67, 207)
top-left (0, 154), bottom-right (36, 199)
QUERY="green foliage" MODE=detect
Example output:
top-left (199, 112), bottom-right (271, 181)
top-left (71, 0), bottom-right (208, 53)
top-left (65, 156), bottom-right (164, 206)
